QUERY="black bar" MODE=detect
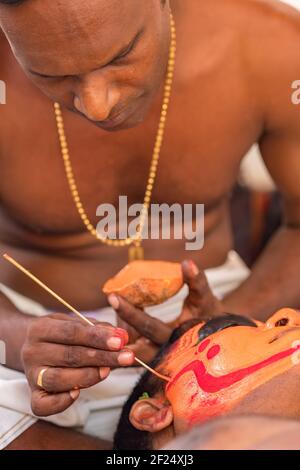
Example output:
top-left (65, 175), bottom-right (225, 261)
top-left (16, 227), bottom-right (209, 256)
top-left (1, 450), bottom-right (300, 467)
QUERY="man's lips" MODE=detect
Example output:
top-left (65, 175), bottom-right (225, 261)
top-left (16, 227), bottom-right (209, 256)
top-left (99, 106), bottom-right (136, 129)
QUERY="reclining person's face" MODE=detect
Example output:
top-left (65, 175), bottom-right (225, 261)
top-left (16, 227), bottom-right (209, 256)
top-left (129, 309), bottom-right (300, 447)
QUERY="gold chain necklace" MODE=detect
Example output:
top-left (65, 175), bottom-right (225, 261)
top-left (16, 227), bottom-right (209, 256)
top-left (54, 13), bottom-right (176, 262)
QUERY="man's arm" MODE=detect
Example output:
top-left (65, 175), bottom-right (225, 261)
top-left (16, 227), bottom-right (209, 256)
top-left (222, 10), bottom-right (300, 320)
top-left (4, 421), bottom-right (111, 450)
top-left (223, 226), bottom-right (300, 320)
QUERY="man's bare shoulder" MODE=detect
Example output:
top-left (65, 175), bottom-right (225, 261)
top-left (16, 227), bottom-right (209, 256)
top-left (248, 0), bottom-right (300, 47)
top-left (239, 0), bottom-right (300, 66)
top-left (234, 0), bottom-right (300, 130)
top-left (229, 0), bottom-right (300, 23)
top-left (189, 0), bottom-right (300, 72)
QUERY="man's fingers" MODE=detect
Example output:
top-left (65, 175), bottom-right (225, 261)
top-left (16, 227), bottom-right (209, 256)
top-left (117, 317), bottom-right (140, 344)
top-left (33, 366), bottom-right (110, 393)
top-left (27, 346), bottom-right (134, 391)
top-left (30, 343), bottom-right (136, 393)
top-left (31, 389), bottom-right (80, 417)
top-left (49, 313), bottom-right (102, 326)
top-left (24, 343), bottom-right (134, 368)
top-left (127, 338), bottom-right (159, 364)
top-left (181, 260), bottom-right (222, 317)
top-left (49, 314), bottom-right (113, 329)
top-left (109, 295), bottom-right (172, 345)
top-left (182, 259), bottom-right (210, 306)
top-left (28, 317), bottom-right (128, 350)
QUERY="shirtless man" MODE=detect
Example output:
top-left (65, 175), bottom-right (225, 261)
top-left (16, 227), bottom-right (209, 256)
top-left (0, 0), bottom-right (300, 448)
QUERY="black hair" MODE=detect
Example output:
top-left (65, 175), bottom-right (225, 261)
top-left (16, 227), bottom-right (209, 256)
top-left (113, 314), bottom-right (257, 450)
top-left (0, 0), bottom-right (167, 5)
top-left (113, 319), bottom-right (205, 450)
top-left (0, 0), bottom-right (25, 4)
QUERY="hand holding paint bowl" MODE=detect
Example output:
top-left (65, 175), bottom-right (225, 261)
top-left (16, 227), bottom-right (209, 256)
top-left (103, 260), bottom-right (184, 308)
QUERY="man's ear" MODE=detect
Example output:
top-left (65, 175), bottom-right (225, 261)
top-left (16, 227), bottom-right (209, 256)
top-left (129, 398), bottom-right (173, 432)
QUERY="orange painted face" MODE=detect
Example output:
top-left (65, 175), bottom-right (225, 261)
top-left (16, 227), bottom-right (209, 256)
top-left (163, 309), bottom-right (300, 430)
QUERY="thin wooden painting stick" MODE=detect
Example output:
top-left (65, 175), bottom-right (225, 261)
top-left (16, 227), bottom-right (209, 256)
top-left (135, 357), bottom-right (170, 382)
top-left (3, 253), bottom-right (94, 326)
top-left (3, 253), bottom-right (171, 382)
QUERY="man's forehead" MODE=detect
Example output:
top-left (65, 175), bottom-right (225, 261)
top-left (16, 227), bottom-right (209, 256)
top-left (0, 0), bottom-right (139, 37)
top-left (0, 0), bottom-right (145, 75)
top-left (0, 0), bottom-right (137, 17)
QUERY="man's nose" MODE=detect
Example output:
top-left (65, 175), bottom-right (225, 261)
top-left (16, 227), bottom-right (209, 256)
top-left (265, 308), bottom-right (300, 329)
top-left (74, 73), bottom-right (120, 122)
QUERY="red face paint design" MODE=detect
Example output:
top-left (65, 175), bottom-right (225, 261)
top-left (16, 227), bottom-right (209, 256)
top-left (167, 344), bottom-right (300, 394)
top-left (163, 309), bottom-right (300, 430)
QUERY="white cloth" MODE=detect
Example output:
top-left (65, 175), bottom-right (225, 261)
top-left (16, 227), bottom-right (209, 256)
top-left (280, 0), bottom-right (300, 10)
top-left (0, 251), bottom-right (249, 449)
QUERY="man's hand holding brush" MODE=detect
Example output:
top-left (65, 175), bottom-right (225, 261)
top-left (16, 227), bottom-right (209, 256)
top-left (21, 313), bottom-right (134, 416)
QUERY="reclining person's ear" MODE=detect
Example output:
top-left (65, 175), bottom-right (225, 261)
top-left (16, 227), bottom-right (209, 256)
top-left (129, 398), bottom-right (173, 432)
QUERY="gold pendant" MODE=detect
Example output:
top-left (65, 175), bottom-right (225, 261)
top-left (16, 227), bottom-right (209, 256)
top-left (128, 245), bottom-right (144, 262)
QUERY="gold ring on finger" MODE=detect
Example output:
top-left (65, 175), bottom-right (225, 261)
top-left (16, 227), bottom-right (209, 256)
top-left (37, 368), bottom-right (48, 390)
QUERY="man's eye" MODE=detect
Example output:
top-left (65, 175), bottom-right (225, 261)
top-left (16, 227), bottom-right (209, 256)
top-left (113, 44), bottom-right (134, 63)
top-left (119, 48), bottom-right (132, 59)
top-left (198, 314), bottom-right (257, 342)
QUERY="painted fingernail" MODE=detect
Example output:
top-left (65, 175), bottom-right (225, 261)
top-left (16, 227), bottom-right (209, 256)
top-left (107, 336), bottom-right (123, 350)
top-left (183, 260), bottom-right (199, 276)
top-left (70, 389), bottom-right (80, 400)
top-left (118, 350), bottom-right (135, 366)
top-left (190, 261), bottom-right (199, 276)
top-left (108, 294), bottom-right (119, 310)
top-left (116, 328), bottom-right (129, 344)
top-left (99, 367), bottom-right (111, 380)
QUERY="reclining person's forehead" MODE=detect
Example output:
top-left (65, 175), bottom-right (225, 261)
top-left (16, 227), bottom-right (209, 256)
top-left (132, 315), bottom-right (259, 393)
top-left (159, 314), bottom-right (258, 367)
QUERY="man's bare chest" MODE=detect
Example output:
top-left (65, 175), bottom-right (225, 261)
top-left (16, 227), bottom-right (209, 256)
top-left (0, 50), bottom-right (260, 235)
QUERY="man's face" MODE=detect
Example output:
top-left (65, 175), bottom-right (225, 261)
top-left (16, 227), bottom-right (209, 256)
top-left (0, 0), bottom-right (170, 130)
top-left (162, 309), bottom-right (300, 433)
